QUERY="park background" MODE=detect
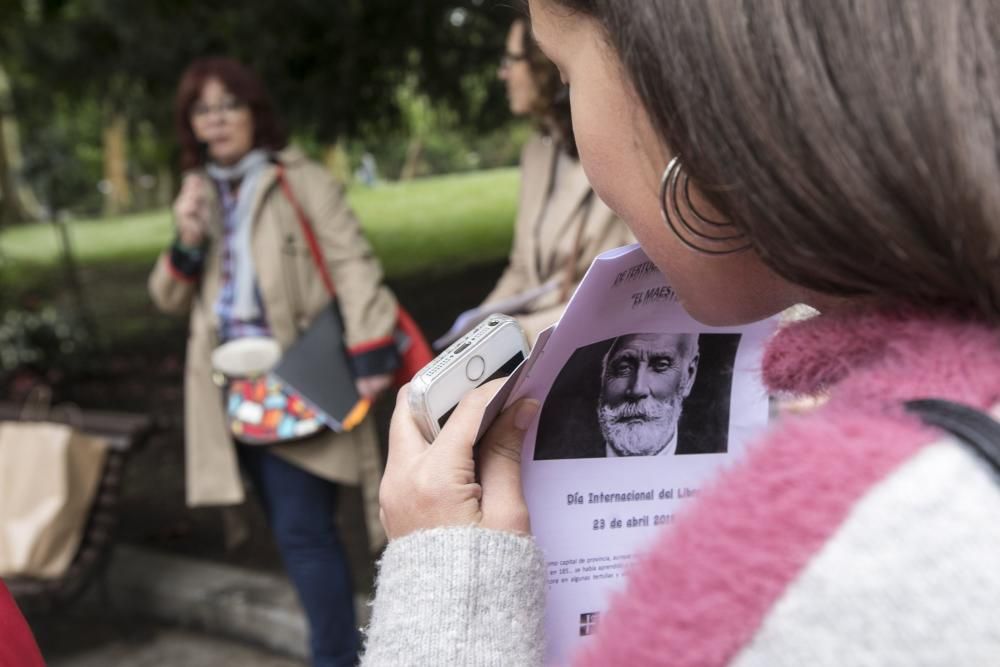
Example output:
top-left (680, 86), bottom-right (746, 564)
top-left (0, 2), bottom-right (532, 663)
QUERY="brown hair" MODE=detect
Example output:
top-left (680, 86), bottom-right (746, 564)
top-left (549, 0), bottom-right (1000, 319)
top-left (514, 18), bottom-right (577, 158)
top-left (174, 57), bottom-right (288, 170)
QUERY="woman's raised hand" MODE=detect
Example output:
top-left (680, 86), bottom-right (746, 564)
top-left (173, 173), bottom-right (209, 247)
top-left (379, 381), bottom-right (539, 540)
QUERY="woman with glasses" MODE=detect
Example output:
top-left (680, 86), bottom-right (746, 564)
top-left (479, 16), bottom-right (632, 343)
top-left (149, 57), bottom-right (398, 667)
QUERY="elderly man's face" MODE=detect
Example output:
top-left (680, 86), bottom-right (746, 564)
top-left (598, 333), bottom-right (699, 456)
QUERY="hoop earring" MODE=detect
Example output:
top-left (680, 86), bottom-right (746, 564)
top-left (660, 157), bottom-right (751, 255)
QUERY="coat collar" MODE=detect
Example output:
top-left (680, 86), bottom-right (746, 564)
top-left (521, 134), bottom-right (599, 281)
top-left (530, 135), bottom-right (594, 215)
top-left (245, 146), bottom-right (310, 231)
top-left (273, 144), bottom-right (308, 167)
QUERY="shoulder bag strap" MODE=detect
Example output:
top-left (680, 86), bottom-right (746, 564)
top-left (905, 398), bottom-right (1000, 476)
top-left (275, 164), bottom-right (336, 299)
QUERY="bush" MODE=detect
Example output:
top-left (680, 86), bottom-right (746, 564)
top-left (0, 306), bottom-right (97, 382)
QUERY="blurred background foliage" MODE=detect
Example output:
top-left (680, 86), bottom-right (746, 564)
top-left (0, 0), bottom-right (527, 219)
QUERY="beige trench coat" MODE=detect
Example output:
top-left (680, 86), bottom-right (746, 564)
top-left (149, 146), bottom-right (394, 548)
top-left (483, 134), bottom-right (634, 341)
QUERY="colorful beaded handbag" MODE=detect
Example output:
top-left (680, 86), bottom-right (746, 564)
top-left (218, 164), bottom-right (432, 445)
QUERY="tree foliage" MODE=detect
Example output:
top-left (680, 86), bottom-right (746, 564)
top-left (0, 0), bottom-right (522, 210)
top-left (1, 0), bottom-right (515, 140)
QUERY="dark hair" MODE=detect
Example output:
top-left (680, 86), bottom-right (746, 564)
top-left (549, 1), bottom-right (1000, 319)
top-left (174, 57), bottom-right (288, 170)
top-left (514, 17), bottom-right (577, 158)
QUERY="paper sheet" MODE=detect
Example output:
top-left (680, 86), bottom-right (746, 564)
top-left (484, 244), bottom-right (776, 664)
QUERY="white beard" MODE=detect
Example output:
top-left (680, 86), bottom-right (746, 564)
top-left (598, 396), bottom-right (681, 457)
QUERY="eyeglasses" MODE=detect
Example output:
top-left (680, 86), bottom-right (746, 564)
top-left (499, 52), bottom-right (528, 69)
top-left (191, 98), bottom-right (247, 120)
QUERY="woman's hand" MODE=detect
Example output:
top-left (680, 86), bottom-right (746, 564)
top-left (379, 381), bottom-right (540, 540)
top-left (173, 174), bottom-right (208, 247)
top-left (355, 373), bottom-right (394, 399)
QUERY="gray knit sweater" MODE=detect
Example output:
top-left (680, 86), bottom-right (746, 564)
top-left (362, 527), bottom-right (546, 666)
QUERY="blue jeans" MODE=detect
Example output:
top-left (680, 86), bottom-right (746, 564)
top-left (238, 445), bottom-right (359, 667)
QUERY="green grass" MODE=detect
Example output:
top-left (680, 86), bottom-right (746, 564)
top-left (0, 167), bottom-right (518, 281)
top-left (0, 209), bottom-right (174, 269)
top-left (351, 168), bottom-right (517, 276)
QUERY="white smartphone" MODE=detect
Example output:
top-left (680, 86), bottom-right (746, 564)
top-left (409, 314), bottom-right (530, 442)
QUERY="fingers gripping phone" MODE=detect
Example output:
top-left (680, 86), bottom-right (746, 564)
top-left (409, 314), bottom-right (530, 442)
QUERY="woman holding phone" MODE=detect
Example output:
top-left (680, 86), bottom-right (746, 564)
top-left (364, 1), bottom-right (1000, 664)
top-left (149, 57), bottom-right (398, 667)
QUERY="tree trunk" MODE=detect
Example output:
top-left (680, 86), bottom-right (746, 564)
top-left (102, 112), bottom-right (131, 216)
top-left (399, 137), bottom-right (423, 181)
top-left (0, 116), bottom-right (21, 224)
top-left (0, 64), bottom-right (25, 224)
top-left (156, 165), bottom-right (173, 209)
top-left (324, 141), bottom-right (351, 183)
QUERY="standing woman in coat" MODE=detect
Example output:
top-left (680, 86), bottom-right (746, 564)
top-left (480, 17), bottom-right (633, 342)
top-left (149, 57), bottom-right (398, 667)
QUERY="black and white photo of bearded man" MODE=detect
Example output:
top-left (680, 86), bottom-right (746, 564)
top-left (597, 333), bottom-right (699, 457)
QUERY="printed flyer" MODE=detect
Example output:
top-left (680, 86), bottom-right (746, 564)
top-left (489, 244), bottom-right (776, 664)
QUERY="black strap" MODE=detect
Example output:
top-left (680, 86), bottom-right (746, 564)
top-left (905, 399), bottom-right (1000, 475)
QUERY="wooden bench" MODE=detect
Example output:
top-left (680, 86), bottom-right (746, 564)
top-left (0, 405), bottom-right (155, 613)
